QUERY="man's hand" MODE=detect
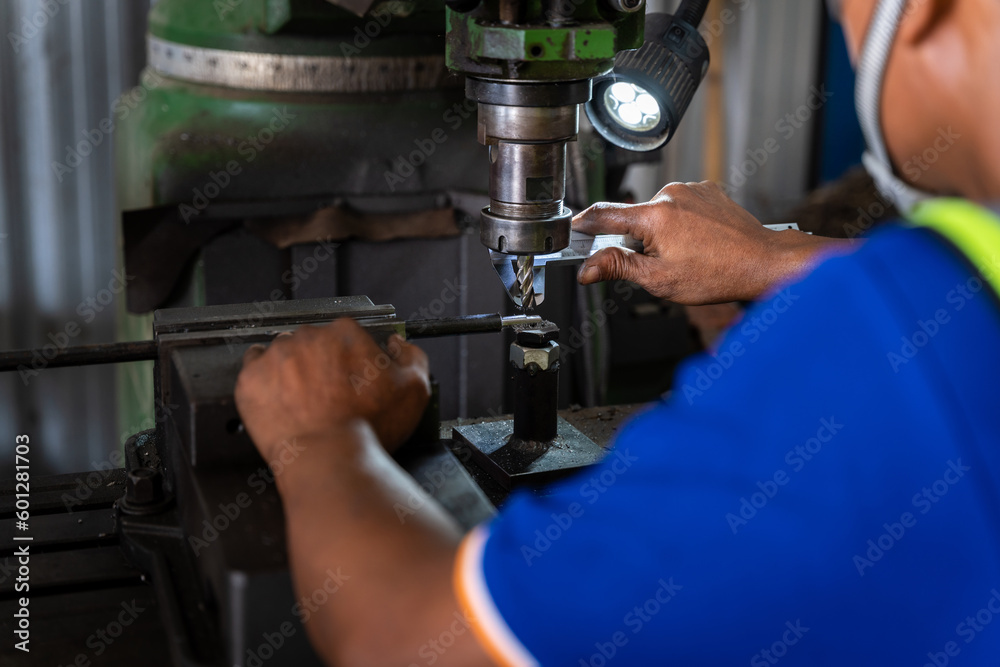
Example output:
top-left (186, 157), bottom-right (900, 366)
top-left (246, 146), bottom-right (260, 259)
top-left (234, 318), bottom-right (430, 461)
top-left (573, 181), bottom-right (850, 304)
top-left (233, 320), bottom-right (490, 667)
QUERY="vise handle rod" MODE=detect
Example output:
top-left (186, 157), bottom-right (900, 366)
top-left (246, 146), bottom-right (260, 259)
top-left (0, 313), bottom-right (541, 373)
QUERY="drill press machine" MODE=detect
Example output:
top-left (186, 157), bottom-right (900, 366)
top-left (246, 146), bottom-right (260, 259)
top-left (446, 0), bottom-right (711, 308)
top-left (445, 0), bottom-right (712, 486)
top-left (446, 0), bottom-right (643, 308)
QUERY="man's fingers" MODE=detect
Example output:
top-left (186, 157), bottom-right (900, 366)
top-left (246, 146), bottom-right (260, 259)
top-left (390, 336), bottom-right (430, 378)
top-left (242, 344), bottom-right (267, 365)
top-left (572, 202), bottom-right (642, 237)
top-left (577, 247), bottom-right (650, 286)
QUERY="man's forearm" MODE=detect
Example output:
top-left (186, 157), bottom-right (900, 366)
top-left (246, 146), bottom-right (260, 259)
top-left (274, 421), bottom-right (486, 666)
top-left (764, 231), bottom-right (858, 298)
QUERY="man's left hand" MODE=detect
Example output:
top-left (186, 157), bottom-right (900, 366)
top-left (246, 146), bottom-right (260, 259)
top-left (234, 319), bottom-right (431, 462)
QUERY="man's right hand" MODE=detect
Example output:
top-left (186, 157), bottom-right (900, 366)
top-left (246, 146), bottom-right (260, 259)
top-left (573, 181), bottom-right (851, 305)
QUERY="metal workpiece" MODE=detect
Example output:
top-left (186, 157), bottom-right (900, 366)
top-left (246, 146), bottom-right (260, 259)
top-left (512, 351), bottom-right (559, 443)
top-left (490, 231), bottom-right (644, 308)
top-left (510, 323), bottom-right (561, 442)
top-left (510, 340), bottom-right (560, 372)
top-left (451, 323), bottom-right (606, 490)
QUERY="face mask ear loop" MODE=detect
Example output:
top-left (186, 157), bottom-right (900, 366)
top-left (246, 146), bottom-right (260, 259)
top-left (855, 0), bottom-right (932, 214)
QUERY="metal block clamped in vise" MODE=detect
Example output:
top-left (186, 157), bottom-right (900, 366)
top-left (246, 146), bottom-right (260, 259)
top-left (453, 322), bottom-right (607, 489)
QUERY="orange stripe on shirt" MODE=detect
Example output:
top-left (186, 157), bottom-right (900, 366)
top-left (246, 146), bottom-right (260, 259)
top-left (453, 526), bottom-right (539, 667)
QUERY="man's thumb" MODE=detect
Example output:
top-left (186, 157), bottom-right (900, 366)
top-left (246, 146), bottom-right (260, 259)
top-left (577, 247), bottom-right (645, 285)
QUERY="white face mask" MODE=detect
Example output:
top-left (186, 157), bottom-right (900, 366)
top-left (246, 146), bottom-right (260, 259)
top-left (854, 0), bottom-right (936, 215)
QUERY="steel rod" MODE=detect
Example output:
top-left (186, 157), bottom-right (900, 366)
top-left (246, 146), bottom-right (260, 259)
top-left (0, 340), bottom-right (159, 374)
top-left (0, 314), bottom-right (543, 373)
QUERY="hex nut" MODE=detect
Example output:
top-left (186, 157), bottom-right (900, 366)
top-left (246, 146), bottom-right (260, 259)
top-left (510, 341), bottom-right (560, 370)
top-left (126, 467), bottom-right (163, 506)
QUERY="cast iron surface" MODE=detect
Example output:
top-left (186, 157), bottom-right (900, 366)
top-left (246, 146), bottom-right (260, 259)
top-left (453, 417), bottom-right (608, 491)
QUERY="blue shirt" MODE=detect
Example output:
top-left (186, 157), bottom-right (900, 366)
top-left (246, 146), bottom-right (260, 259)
top-left (454, 224), bottom-right (1000, 667)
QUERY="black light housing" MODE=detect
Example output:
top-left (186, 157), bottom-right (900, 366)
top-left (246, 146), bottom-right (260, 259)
top-left (586, 1), bottom-right (710, 152)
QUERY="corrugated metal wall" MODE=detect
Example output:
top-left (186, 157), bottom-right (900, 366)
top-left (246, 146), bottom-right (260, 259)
top-left (0, 0), bottom-right (149, 476)
top-left (721, 0), bottom-right (824, 219)
top-left (627, 0), bottom-right (824, 220)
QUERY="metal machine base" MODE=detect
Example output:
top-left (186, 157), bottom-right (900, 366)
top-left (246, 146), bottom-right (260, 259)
top-left (453, 417), bottom-right (606, 490)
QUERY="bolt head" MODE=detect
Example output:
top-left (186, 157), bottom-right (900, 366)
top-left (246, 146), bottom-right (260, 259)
top-left (515, 323), bottom-right (559, 347)
top-left (510, 341), bottom-right (560, 371)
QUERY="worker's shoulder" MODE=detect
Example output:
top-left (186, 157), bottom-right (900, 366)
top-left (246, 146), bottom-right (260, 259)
top-left (830, 220), bottom-right (1000, 336)
top-left (837, 219), bottom-right (991, 289)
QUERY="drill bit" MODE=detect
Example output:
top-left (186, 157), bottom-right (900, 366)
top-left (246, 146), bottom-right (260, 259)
top-left (516, 255), bottom-right (535, 309)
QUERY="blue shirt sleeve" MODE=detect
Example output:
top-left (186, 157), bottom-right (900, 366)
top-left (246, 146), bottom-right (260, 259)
top-left (475, 226), bottom-right (1000, 666)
